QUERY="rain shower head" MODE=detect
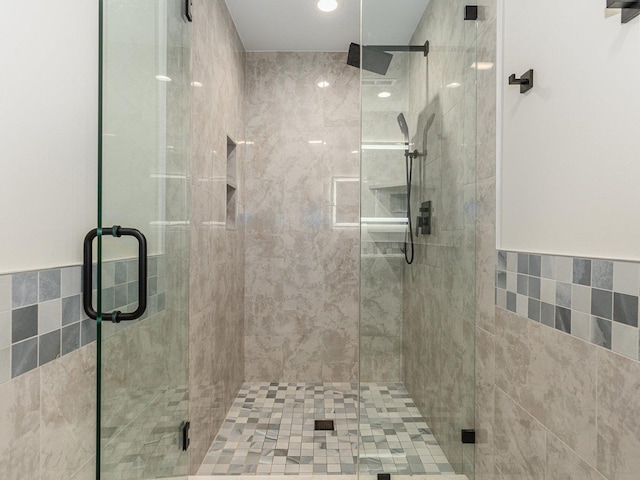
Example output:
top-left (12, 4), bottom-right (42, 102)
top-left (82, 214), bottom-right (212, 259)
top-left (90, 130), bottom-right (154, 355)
top-left (347, 43), bottom-right (393, 76)
top-left (397, 113), bottom-right (409, 149)
top-left (346, 41), bottom-right (429, 76)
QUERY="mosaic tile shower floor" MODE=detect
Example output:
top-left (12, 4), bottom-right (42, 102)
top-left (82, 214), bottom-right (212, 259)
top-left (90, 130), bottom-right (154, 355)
top-left (196, 383), bottom-right (454, 476)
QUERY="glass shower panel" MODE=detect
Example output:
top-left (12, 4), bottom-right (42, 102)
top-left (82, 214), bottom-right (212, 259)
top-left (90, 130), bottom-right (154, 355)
top-left (96, 0), bottom-right (191, 478)
top-left (360, 0), bottom-right (477, 477)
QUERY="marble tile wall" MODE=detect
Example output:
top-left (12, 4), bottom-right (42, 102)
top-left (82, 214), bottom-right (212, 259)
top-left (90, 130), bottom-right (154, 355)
top-left (188, 0), bottom-right (246, 472)
top-left (400, 0), bottom-right (478, 476)
top-left (243, 52), bottom-right (360, 383)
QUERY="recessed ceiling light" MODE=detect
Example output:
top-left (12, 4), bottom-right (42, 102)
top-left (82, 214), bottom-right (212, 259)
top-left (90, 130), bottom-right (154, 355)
top-left (317, 81), bottom-right (330, 88)
top-left (378, 91), bottom-right (391, 98)
top-left (155, 75), bottom-right (172, 82)
top-left (308, 140), bottom-right (324, 144)
top-left (317, 0), bottom-right (338, 13)
top-left (446, 82), bottom-right (461, 88)
top-left (191, 81), bottom-right (203, 87)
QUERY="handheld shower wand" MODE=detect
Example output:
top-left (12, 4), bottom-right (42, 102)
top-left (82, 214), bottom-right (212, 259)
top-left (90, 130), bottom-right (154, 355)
top-left (397, 113), bottom-right (415, 265)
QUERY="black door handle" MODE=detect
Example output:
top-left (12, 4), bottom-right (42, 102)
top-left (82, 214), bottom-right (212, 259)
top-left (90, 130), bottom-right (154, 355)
top-left (82, 226), bottom-right (148, 322)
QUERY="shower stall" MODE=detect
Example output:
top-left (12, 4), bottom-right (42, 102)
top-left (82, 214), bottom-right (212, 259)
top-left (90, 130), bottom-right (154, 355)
top-left (92, 0), bottom-right (477, 478)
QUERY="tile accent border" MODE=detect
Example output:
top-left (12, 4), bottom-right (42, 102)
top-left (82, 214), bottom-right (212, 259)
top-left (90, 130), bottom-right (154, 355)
top-left (0, 255), bottom-right (166, 385)
top-left (495, 250), bottom-right (640, 361)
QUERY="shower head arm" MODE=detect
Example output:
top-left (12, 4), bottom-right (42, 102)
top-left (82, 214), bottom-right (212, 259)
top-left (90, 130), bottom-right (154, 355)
top-left (366, 41), bottom-right (429, 57)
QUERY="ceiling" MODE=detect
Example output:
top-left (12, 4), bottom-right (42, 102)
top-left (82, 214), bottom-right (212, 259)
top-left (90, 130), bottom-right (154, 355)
top-left (224, 0), bottom-right (429, 52)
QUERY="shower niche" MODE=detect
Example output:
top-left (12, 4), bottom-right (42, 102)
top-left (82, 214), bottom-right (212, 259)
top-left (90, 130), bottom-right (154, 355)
top-left (226, 136), bottom-right (237, 229)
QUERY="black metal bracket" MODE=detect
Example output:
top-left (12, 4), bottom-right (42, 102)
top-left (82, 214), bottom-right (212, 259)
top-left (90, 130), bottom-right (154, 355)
top-left (607, 0), bottom-right (640, 23)
top-left (461, 429), bottom-right (476, 444)
top-left (465, 5), bottom-right (478, 20)
top-left (508, 69), bottom-right (534, 94)
top-left (377, 474), bottom-right (391, 480)
top-left (181, 421), bottom-right (191, 451)
top-left (417, 201), bottom-right (432, 236)
top-left (82, 226), bottom-right (148, 323)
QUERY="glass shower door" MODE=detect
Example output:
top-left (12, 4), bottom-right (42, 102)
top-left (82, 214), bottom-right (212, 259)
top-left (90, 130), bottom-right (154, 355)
top-left (360, 0), bottom-right (477, 477)
top-left (94, 0), bottom-right (191, 478)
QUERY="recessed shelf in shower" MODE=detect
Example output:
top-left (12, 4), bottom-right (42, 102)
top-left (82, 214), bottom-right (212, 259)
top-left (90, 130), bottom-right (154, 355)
top-left (226, 136), bottom-right (237, 230)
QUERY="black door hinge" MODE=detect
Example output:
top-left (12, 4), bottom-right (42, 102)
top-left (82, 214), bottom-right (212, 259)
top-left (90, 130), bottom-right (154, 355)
top-left (181, 421), bottom-right (191, 451)
top-left (461, 429), bottom-right (476, 444)
top-left (465, 5), bottom-right (478, 20)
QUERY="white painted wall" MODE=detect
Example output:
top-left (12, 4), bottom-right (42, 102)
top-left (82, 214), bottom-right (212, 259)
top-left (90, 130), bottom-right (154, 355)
top-left (499, 0), bottom-right (640, 260)
top-left (0, 0), bottom-right (98, 274)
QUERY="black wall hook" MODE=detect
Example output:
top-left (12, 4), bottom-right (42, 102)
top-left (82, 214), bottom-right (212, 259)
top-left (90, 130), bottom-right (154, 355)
top-left (607, 0), bottom-right (640, 23)
top-left (508, 69), bottom-right (534, 94)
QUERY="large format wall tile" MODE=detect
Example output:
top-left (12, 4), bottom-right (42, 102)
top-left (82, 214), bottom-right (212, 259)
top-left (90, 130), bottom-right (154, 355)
top-left (597, 348), bottom-right (640, 480)
top-left (494, 389), bottom-right (545, 480)
top-left (244, 52), bottom-right (359, 383)
top-left (40, 345), bottom-right (95, 480)
top-left (189, 0), bottom-right (246, 472)
top-left (0, 368), bottom-right (40, 479)
top-left (546, 432), bottom-right (606, 480)
top-left (495, 307), bottom-right (597, 465)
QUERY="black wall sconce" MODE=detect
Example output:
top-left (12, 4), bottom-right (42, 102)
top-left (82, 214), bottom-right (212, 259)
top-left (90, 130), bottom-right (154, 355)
top-left (508, 69), bottom-right (534, 94)
top-left (607, 0), bottom-right (640, 23)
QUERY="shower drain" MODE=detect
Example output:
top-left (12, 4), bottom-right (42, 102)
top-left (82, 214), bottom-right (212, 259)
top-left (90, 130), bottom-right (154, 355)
top-left (314, 419), bottom-right (335, 431)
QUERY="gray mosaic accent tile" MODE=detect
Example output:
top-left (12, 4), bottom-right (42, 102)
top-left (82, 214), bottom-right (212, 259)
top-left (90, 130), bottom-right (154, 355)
top-left (592, 289), bottom-right (613, 320)
top-left (506, 291), bottom-right (516, 312)
top-left (39, 329), bottom-right (61, 366)
top-left (528, 276), bottom-right (541, 300)
top-left (613, 261), bottom-right (639, 296)
top-left (38, 299), bottom-right (61, 334)
top-left (12, 338), bottom-right (38, 377)
top-left (496, 250), bottom-right (640, 361)
top-left (115, 262), bottom-right (128, 285)
top-left (541, 255), bottom-right (556, 279)
top-left (555, 307), bottom-right (571, 334)
top-left (39, 269), bottom-right (61, 302)
top-left (0, 275), bottom-right (11, 312)
top-left (61, 323), bottom-right (81, 355)
top-left (591, 260), bottom-right (613, 290)
top-left (592, 317), bottom-right (612, 349)
top-left (149, 257), bottom-right (158, 277)
top-left (4, 255), bottom-right (167, 382)
top-left (12, 272), bottom-right (38, 308)
top-left (517, 275), bottom-right (528, 295)
top-left (497, 251), bottom-right (507, 270)
top-left (528, 298), bottom-right (540, 321)
top-left (12, 305), bottom-right (38, 343)
top-left (0, 311), bottom-right (10, 349)
top-left (60, 266), bottom-right (81, 297)
top-left (81, 319), bottom-right (97, 346)
top-left (128, 282), bottom-right (139, 305)
top-left (0, 346), bottom-right (9, 384)
top-left (114, 284), bottom-right (128, 309)
top-left (127, 260), bottom-right (139, 282)
top-left (556, 282), bottom-right (572, 309)
top-left (529, 255), bottom-right (541, 277)
top-left (612, 322), bottom-right (639, 360)
top-left (62, 295), bottom-right (81, 326)
top-left (541, 302), bottom-right (555, 327)
top-left (613, 293), bottom-right (638, 327)
top-left (573, 259), bottom-right (591, 286)
top-left (556, 257), bottom-right (573, 283)
top-left (517, 253), bottom-right (529, 274)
